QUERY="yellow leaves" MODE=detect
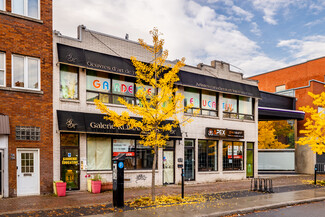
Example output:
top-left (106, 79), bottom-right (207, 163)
top-left (258, 121), bottom-right (290, 149)
top-left (298, 89), bottom-right (325, 154)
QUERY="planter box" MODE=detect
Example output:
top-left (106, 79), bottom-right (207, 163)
top-left (56, 182), bottom-right (67, 197)
top-left (91, 180), bottom-right (101, 194)
top-left (101, 182), bottom-right (113, 192)
top-left (87, 179), bottom-right (92, 192)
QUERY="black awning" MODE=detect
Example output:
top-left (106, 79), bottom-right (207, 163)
top-left (57, 43), bottom-right (260, 98)
top-left (258, 91), bottom-right (296, 110)
top-left (258, 107), bottom-right (305, 121)
top-left (57, 110), bottom-right (182, 139)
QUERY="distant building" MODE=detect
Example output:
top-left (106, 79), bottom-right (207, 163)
top-left (249, 57), bottom-right (325, 174)
top-left (0, 0), bottom-right (53, 197)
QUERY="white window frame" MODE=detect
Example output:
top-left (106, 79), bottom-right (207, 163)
top-left (12, 54), bottom-right (41, 91)
top-left (0, 52), bottom-right (5, 87)
top-left (11, 0), bottom-right (40, 19)
top-left (0, 0), bottom-right (5, 11)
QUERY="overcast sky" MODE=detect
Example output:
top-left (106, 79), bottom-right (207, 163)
top-left (54, 0), bottom-right (325, 77)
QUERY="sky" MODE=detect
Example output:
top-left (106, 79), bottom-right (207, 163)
top-left (54, 0), bottom-right (325, 77)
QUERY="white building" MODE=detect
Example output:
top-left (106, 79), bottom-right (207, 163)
top-left (53, 25), bottom-right (260, 191)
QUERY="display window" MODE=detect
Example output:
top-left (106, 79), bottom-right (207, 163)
top-left (223, 141), bottom-right (244, 170)
top-left (87, 135), bottom-right (111, 170)
top-left (198, 140), bottom-right (218, 171)
top-left (222, 94), bottom-right (254, 120)
top-left (60, 65), bottom-right (78, 100)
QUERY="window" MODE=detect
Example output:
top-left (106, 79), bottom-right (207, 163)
top-left (12, 0), bottom-right (39, 19)
top-left (223, 141), bottom-right (244, 171)
top-left (12, 55), bottom-right (40, 90)
top-left (184, 87), bottom-right (218, 116)
top-left (16, 126), bottom-right (40, 141)
top-left (60, 64), bottom-right (78, 100)
top-left (136, 141), bottom-right (154, 170)
top-left (0, 0), bottom-right (5, 11)
top-left (198, 140), bottom-right (218, 171)
top-left (21, 153), bottom-right (34, 173)
top-left (113, 139), bottom-right (135, 170)
top-left (86, 69), bottom-right (136, 105)
top-left (0, 53), bottom-right (5, 86)
top-left (222, 94), bottom-right (254, 120)
top-left (87, 135), bottom-right (111, 170)
top-left (275, 85), bottom-right (286, 92)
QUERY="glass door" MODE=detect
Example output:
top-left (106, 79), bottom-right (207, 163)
top-left (163, 141), bottom-right (175, 184)
top-left (184, 140), bottom-right (195, 181)
top-left (246, 142), bottom-right (254, 178)
top-left (60, 134), bottom-right (80, 190)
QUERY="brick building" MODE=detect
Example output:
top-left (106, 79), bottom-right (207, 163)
top-left (0, 0), bottom-right (53, 197)
top-left (249, 57), bottom-right (325, 174)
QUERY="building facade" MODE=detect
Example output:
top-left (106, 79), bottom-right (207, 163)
top-left (53, 25), bottom-right (260, 191)
top-left (250, 57), bottom-right (325, 174)
top-left (0, 0), bottom-right (53, 197)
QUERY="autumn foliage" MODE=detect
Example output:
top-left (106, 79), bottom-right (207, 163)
top-left (297, 91), bottom-right (325, 154)
top-left (258, 121), bottom-right (291, 149)
top-left (95, 28), bottom-right (195, 201)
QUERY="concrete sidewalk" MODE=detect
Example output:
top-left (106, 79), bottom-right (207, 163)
top-left (88, 188), bottom-right (325, 217)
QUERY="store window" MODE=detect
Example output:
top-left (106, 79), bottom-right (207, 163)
top-left (222, 94), bottom-right (254, 120)
top-left (198, 140), bottom-right (218, 171)
top-left (12, 55), bottom-right (40, 90)
top-left (12, 0), bottom-right (39, 19)
top-left (60, 64), bottom-right (78, 100)
top-left (184, 87), bottom-right (218, 116)
top-left (113, 139), bottom-right (135, 170)
top-left (86, 70), bottom-right (136, 105)
top-left (0, 52), bottom-right (5, 87)
top-left (87, 135), bottom-right (111, 170)
top-left (136, 141), bottom-right (154, 169)
top-left (223, 141), bottom-right (244, 171)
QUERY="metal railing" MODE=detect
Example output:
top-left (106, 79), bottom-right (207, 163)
top-left (251, 178), bottom-right (273, 193)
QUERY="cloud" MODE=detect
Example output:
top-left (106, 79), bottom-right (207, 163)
top-left (277, 35), bottom-right (325, 60)
top-left (250, 22), bottom-right (261, 36)
top-left (231, 5), bottom-right (254, 22)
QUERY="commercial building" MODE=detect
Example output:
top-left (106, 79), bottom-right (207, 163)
top-left (250, 57), bottom-right (325, 173)
top-left (0, 0), bottom-right (53, 197)
top-left (53, 25), bottom-right (260, 190)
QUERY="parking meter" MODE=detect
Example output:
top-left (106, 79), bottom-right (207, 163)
top-left (113, 153), bottom-right (126, 207)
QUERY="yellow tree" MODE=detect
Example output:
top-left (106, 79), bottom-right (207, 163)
top-left (95, 28), bottom-right (195, 201)
top-left (258, 121), bottom-right (290, 149)
top-left (297, 91), bottom-right (325, 154)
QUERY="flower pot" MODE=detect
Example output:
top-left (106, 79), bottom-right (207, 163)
top-left (53, 181), bottom-right (63, 195)
top-left (91, 180), bottom-right (101, 194)
top-left (87, 179), bottom-right (92, 192)
top-left (56, 182), bottom-right (67, 197)
top-left (101, 182), bottom-right (113, 192)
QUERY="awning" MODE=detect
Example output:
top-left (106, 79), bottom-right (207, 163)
top-left (57, 43), bottom-right (260, 98)
top-left (258, 107), bottom-right (305, 121)
top-left (57, 110), bottom-right (182, 139)
top-left (0, 114), bottom-right (10, 135)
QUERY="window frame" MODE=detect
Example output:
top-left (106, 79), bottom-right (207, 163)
top-left (184, 87), bottom-right (218, 117)
top-left (198, 139), bottom-right (218, 172)
top-left (223, 141), bottom-right (244, 171)
top-left (11, 0), bottom-right (40, 19)
top-left (11, 54), bottom-right (40, 91)
top-left (222, 94), bottom-right (254, 120)
top-left (0, 52), bottom-right (5, 87)
top-left (60, 64), bottom-right (79, 100)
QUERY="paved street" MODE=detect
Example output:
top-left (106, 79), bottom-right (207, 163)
top-left (243, 200), bottom-right (325, 217)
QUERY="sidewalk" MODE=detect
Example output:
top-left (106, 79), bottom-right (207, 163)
top-left (0, 174), bottom-right (323, 216)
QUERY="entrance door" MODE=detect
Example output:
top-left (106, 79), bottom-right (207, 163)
top-left (0, 150), bottom-right (3, 197)
top-left (17, 149), bottom-right (40, 196)
top-left (163, 150), bottom-right (174, 184)
top-left (246, 142), bottom-right (254, 178)
top-left (60, 133), bottom-right (79, 190)
top-left (184, 140), bottom-right (195, 181)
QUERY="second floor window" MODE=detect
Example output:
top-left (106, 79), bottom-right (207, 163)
top-left (60, 65), bottom-right (79, 100)
top-left (0, 0), bottom-right (5, 11)
top-left (222, 94), bottom-right (254, 120)
top-left (12, 0), bottom-right (39, 19)
top-left (0, 53), bottom-right (5, 86)
top-left (12, 55), bottom-right (40, 90)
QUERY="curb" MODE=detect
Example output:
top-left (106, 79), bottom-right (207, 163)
top-left (203, 196), bottom-right (325, 217)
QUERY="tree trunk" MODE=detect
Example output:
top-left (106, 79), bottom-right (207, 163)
top-left (151, 144), bottom-right (158, 201)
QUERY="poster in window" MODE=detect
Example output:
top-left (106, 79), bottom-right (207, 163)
top-left (184, 90), bottom-right (200, 108)
top-left (113, 139), bottom-right (135, 156)
top-left (112, 80), bottom-right (134, 96)
top-left (86, 75), bottom-right (110, 93)
top-left (202, 92), bottom-right (216, 110)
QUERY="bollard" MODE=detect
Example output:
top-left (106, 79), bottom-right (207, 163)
top-left (314, 166), bottom-right (317, 185)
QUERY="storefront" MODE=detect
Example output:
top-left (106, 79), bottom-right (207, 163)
top-left (0, 114), bottom-right (9, 197)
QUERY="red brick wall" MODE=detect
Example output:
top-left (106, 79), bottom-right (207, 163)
top-left (0, 0), bottom-right (53, 196)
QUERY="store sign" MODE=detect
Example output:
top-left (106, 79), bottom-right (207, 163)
top-left (62, 157), bottom-right (78, 165)
top-left (206, 128), bottom-right (244, 139)
top-left (112, 80), bottom-right (134, 95)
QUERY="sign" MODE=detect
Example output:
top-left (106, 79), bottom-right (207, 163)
top-left (62, 157), bottom-right (78, 165)
top-left (86, 75), bottom-right (110, 93)
top-left (206, 128), bottom-right (244, 139)
top-left (118, 162), bottom-right (124, 169)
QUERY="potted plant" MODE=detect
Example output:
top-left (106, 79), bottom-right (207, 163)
top-left (53, 180), bottom-right (63, 195)
top-left (85, 174), bottom-right (92, 192)
top-left (91, 174), bottom-right (102, 194)
top-left (101, 178), bottom-right (113, 192)
top-left (55, 181), bottom-right (67, 197)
